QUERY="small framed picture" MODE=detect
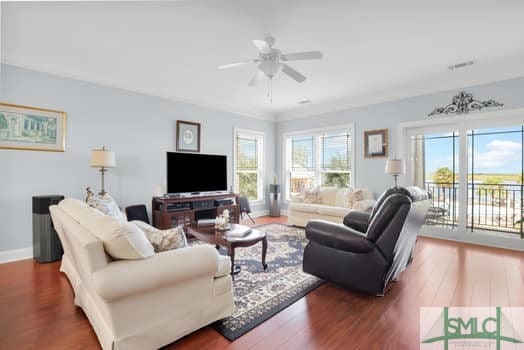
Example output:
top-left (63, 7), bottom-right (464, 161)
top-left (0, 102), bottom-right (67, 152)
top-left (364, 129), bottom-right (388, 158)
top-left (176, 120), bottom-right (201, 153)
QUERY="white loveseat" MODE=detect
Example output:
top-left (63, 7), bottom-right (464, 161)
top-left (49, 198), bottom-right (234, 350)
top-left (288, 187), bottom-right (375, 227)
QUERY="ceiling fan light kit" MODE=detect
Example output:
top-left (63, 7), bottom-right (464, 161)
top-left (218, 34), bottom-right (322, 100)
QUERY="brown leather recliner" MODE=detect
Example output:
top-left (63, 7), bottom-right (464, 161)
top-left (303, 186), bottom-right (430, 296)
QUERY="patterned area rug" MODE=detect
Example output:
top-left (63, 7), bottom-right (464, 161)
top-left (202, 223), bottom-right (323, 341)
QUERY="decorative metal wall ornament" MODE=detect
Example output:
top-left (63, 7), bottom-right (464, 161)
top-left (428, 91), bottom-right (503, 117)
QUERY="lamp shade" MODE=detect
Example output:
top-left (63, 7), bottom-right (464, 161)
top-left (385, 159), bottom-right (405, 176)
top-left (90, 148), bottom-right (116, 168)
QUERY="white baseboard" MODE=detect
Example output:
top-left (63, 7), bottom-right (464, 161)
top-left (247, 209), bottom-right (289, 218)
top-left (418, 232), bottom-right (524, 252)
top-left (250, 210), bottom-right (269, 218)
top-left (0, 247), bottom-right (33, 264)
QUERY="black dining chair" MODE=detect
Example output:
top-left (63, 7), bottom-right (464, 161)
top-left (239, 196), bottom-right (255, 224)
top-left (125, 204), bottom-right (150, 224)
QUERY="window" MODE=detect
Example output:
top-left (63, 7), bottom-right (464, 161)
top-left (285, 126), bottom-right (353, 199)
top-left (234, 129), bottom-right (264, 202)
top-left (320, 132), bottom-right (351, 187)
top-left (289, 135), bottom-right (316, 195)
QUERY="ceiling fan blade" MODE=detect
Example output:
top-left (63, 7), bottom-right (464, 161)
top-left (248, 70), bottom-right (265, 87)
top-left (252, 39), bottom-right (272, 54)
top-left (282, 64), bottom-right (306, 83)
top-left (218, 59), bottom-right (258, 70)
top-left (281, 51), bottom-right (323, 61)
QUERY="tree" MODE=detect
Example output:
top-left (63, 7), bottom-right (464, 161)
top-left (477, 177), bottom-right (506, 205)
top-left (0, 114), bottom-right (7, 130)
top-left (292, 145), bottom-right (310, 169)
top-left (432, 167), bottom-right (455, 187)
top-left (238, 173), bottom-right (258, 200)
top-left (237, 150), bottom-right (258, 200)
top-left (322, 154), bottom-right (350, 187)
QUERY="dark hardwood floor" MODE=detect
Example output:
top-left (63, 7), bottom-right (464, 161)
top-left (1, 216), bottom-right (523, 350)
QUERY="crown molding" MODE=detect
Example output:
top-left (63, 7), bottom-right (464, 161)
top-left (1, 60), bottom-right (277, 122)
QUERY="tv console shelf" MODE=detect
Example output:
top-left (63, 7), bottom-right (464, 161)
top-left (152, 193), bottom-right (240, 230)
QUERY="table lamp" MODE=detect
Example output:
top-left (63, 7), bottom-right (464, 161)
top-left (385, 158), bottom-right (405, 187)
top-left (90, 146), bottom-right (116, 196)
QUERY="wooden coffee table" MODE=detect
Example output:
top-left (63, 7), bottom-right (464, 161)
top-left (186, 223), bottom-right (268, 277)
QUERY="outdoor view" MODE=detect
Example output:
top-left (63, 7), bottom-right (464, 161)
top-left (288, 131), bottom-right (351, 197)
top-left (236, 135), bottom-right (260, 200)
top-left (414, 125), bottom-right (523, 238)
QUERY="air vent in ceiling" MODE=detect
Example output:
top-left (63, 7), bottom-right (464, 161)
top-left (448, 59), bottom-right (477, 71)
top-left (298, 100), bottom-right (311, 104)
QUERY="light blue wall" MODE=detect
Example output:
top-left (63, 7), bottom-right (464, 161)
top-left (0, 64), bottom-right (276, 252)
top-left (276, 76), bottom-right (524, 207)
top-left (2, 62), bottom-right (523, 252)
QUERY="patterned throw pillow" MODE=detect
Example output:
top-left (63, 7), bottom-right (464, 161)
top-left (291, 193), bottom-right (305, 203)
top-left (302, 187), bottom-right (320, 203)
top-left (345, 189), bottom-right (364, 208)
top-left (133, 221), bottom-right (187, 252)
top-left (86, 192), bottom-right (125, 222)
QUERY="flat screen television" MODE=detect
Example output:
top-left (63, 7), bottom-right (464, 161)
top-left (167, 152), bottom-right (227, 194)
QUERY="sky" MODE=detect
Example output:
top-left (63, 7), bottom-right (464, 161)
top-left (424, 126), bottom-right (523, 175)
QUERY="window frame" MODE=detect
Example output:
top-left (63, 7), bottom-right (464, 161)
top-left (283, 123), bottom-right (355, 201)
top-left (233, 128), bottom-right (265, 204)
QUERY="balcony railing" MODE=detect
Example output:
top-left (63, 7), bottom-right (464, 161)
top-left (424, 181), bottom-right (524, 237)
top-left (424, 182), bottom-right (459, 228)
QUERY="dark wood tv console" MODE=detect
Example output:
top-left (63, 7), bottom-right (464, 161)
top-left (152, 193), bottom-right (240, 230)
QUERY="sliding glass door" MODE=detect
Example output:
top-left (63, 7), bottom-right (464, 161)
top-left (406, 120), bottom-right (524, 240)
top-left (409, 131), bottom-right (460, 228)
top-left (467, 126), bottom-right (524, 237)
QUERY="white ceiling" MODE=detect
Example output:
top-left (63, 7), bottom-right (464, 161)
top-left (2, 0), bottom-right (524, 121)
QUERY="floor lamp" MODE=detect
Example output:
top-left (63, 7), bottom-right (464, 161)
top-left (90, 146), bottom-right (116, 196)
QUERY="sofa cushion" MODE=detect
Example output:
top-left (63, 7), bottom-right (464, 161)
top-left (361, 189), bottom-right (375, 201)
top-left (352, 199), bottom-right (376, 212)
top-left (335, 188), bottom-right (349, 207)
top-left (302, 188), bottom-right (320, 203)
top-left (345, 188), bottom-right (375, 208)
top-left (133, 221), bottom-right (187, 252)
top-left (345, 189), bottom-right (363, 208)
top-left (87, 193), bottom-right (126, 222)
top-left (289, 202), bottom-right (321, 214)
top-left (318, 205), bottom-right (351, 217)
top-left (59, 198), bottom-right (97, 222)
top-left (60, 198), bottom-right (155, 260)
top-left (318, 187), bottom-right (338, 206)
top-left (290, 193), bottom-right (305, 203)
top-left (82, 215), bottom-right (155, 260)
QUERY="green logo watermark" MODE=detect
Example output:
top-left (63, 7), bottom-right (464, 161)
top-left (421, 307), bottom-right (523, 350)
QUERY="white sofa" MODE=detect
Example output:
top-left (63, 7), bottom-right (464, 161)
top-left (50, 199), bottom-right (234, 350)
top-left (288, 187), bottom-right (375, 227)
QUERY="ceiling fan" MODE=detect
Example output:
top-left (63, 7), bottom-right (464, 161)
top-left (218, 34), bottom-right (323, 87)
